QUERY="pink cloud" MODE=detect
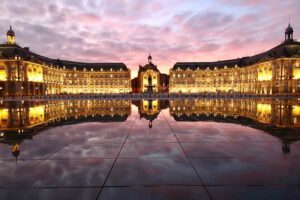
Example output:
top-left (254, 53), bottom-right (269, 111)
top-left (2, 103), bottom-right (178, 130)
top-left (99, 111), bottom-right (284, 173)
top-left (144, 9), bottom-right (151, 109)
top-left (0, 0), bottom-right (299, 78)
top-left (72, 13), bottom-right (101, 24)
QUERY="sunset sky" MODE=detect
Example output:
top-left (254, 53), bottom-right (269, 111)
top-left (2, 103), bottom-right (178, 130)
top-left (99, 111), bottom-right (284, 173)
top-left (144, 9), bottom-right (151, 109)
top-left (0, 0), bottom-right (299, 77)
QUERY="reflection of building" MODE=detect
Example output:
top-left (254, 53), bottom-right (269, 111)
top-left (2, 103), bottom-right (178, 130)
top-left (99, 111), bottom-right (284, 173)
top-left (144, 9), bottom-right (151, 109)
top-left (1, 99), bottom-right (300, 157)
top-left (169, 24), bottom-right (300, 94)
top-left (0, 100), bottom-right (131, 132)
top-left (0, 100), bottom-right (131, 159)
top-left (133, 99), bottom-right (168, 128)
top-left (169, 98), bottom-right (300, 154)
top-left (169, 98), bottom-right (300, 128)
top-left (139, 100), bottom-right (160, 128)
top-left (132, 55), bottom-right (169, 93)
top-left (0, 26), bottom-right (131, 97)
top-left (11, 142), bottom-right (20, 160)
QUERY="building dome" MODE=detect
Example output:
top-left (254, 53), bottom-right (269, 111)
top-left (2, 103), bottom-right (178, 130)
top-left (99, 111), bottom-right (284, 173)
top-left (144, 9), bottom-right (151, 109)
top-left (285, 25), bottom-right (293, 34)
top-left (285, 23), bottom-right (294, 42)
top-left (6, 25), bottom-right (16, 44)
top-left (7, 26), bottom-right (15, 37)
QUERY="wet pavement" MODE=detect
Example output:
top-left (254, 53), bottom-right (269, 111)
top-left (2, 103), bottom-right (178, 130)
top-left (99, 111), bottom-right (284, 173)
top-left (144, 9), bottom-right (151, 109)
top-left (0, 105), bottom-right (300, 200)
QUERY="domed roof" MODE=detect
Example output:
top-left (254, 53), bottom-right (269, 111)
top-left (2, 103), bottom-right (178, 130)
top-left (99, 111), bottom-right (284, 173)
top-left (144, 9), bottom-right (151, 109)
top-left (285, 23), bottom-right (293, 34)
top-left (7, 26), bottom-right (15, 36)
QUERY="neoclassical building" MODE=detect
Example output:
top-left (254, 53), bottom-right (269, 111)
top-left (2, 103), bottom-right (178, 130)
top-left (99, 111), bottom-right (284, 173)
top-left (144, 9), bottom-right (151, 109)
top-left (2, 24), bottom-right (300, 96)
top-left (131, 55), bottom-right (169, 93)
top-left (0, 26), bottom-right (131, 97)
top-left (169, 24), bottom-right (300, 95)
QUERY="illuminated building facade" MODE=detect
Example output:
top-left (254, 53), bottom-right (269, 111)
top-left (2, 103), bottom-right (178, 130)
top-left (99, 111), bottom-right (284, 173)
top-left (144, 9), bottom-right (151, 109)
top-left (0, 27), bottom-right (131, 97)
top-left (131, 55), bottom-right (169, 93)
top-left (169, 24), bottom-right (300, 94)
top-left (1, 25), bottom-right (300, 96)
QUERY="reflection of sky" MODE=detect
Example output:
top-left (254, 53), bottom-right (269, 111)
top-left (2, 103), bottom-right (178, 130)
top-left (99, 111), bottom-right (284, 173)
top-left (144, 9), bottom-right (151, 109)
top-left (1, 0), bottom-right (299, 77)
top-left (1, 104), bottom-right (300, 190)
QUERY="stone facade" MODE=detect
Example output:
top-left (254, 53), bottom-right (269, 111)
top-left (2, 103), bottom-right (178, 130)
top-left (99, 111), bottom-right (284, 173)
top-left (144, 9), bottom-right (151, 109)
top-left (0, 27), bottom-right (131, 97)
top-left (169, 25), bottom-right (300, 95)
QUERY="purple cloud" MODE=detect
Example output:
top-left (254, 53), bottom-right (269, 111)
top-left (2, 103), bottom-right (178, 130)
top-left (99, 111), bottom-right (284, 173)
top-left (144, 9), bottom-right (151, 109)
top-left (0, 0), bottom-right (299, 77)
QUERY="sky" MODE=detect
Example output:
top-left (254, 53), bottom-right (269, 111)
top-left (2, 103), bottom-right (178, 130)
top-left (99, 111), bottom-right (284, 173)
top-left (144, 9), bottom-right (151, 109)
top-left (0, 0), bottom-right (299, 77)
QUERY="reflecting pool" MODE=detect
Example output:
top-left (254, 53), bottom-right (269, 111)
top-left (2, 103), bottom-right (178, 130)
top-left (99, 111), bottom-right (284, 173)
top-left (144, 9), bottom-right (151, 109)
top-left (0, 99), bottom-right (300, 200)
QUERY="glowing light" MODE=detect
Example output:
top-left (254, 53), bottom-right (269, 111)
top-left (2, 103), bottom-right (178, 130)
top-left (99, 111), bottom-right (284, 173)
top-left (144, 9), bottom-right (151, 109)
top-left (293, 63), bottom-right (300, 79)
top-left (293, 106), bottom-right (300, 115)
top-left (0, 109), bottom-right (9, 128)
top-left (29, 106), bottom-right (45, 124)
top-left (257, 103), bottom-right (271, 114)
top-left (258, 66), bottom-right (272, 81)
top-left (0, 66), bottom-right (7, 81)
top-left (7, 35), bottom-right (15, 45)
top-left (27, 65), bottom-right (43, 82)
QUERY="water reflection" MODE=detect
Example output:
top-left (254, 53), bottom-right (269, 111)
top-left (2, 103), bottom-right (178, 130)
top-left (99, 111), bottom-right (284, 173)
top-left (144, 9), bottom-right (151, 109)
top-left (0, 100), bottom-right (131, 131)
top-left (132, 99), bottom-right (168, 129)
top-left (0, 99), bottom-right (300, 159)
top-left (168, 99), bottom-right (300, 155)
top-left (169, 99), bottom-right (300, 128)
top-left (0, 100), bottom-right (131, 159)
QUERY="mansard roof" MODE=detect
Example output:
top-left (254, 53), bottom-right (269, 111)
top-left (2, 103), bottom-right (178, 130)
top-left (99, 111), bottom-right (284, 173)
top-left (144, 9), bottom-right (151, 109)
top-left (173, 40), bottom-right (300, 70)
top-left (0, 44), bottom-right (128, 71)
top-left (139, 62), bottom-right (160, 73)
